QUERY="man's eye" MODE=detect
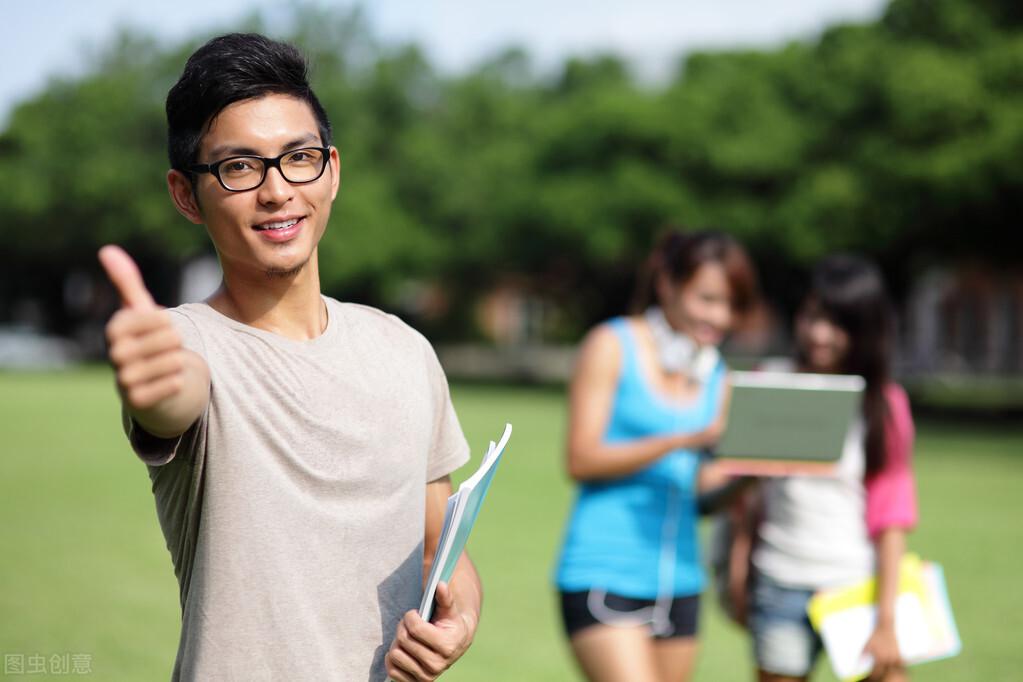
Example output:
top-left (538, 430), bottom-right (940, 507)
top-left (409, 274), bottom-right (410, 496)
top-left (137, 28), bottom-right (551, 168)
top-left (286, 151), bottom-right (320, 165)
top-left (223, 160), bottom-right (257, 174)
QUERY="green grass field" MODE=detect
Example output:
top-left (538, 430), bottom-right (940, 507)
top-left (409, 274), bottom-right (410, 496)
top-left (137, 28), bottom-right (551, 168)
top-left (1, 368), bottom-right (1021, 681)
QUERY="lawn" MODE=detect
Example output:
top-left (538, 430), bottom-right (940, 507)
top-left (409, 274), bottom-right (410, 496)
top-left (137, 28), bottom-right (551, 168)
top-left (1, 368), bottom-right (1021, 681)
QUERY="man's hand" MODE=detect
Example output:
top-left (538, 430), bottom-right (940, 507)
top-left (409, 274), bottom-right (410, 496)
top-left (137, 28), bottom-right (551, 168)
top-left (385, 582), bottom-right (477, 682)
top-left (99, 245), bottom-right (207, 438)
top-left (100, 245), bottom-right (184, 412)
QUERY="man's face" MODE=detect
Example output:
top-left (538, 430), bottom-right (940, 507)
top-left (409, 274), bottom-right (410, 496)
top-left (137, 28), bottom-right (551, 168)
top-left (184, 94), bottom-right (340, 279)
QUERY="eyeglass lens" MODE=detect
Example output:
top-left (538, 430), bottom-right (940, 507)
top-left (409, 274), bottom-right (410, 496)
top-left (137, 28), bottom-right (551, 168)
top-left (219, 148), bottom-right (326, 190)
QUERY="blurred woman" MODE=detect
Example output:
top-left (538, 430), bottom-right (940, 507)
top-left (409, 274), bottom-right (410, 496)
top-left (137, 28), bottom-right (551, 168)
top-left (554, 230), bottom-right (758, 682)
top-left (739, 254), bottom-right (918, 682)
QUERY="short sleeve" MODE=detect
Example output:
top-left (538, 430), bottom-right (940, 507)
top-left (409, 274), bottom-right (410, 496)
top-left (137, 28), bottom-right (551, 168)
top-left (865, 384), bottom-right (918, 538)
top-left (421, 336), bottom-right (470, 482)
top-left (168, 308), bottom-right (209, 361)
top-left (120, 309), bottom-right (209, 466)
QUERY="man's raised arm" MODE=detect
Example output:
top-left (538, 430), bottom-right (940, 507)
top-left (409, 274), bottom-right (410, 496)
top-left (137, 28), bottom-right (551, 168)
top-left (98, 245), bottom-right (210, 439)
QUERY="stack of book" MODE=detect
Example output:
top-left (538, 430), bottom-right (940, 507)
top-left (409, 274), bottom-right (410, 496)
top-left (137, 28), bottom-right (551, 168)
top-left (419, 423), bottom-right (512, 621)
top-left (807, 554), bottom-right (961, 681)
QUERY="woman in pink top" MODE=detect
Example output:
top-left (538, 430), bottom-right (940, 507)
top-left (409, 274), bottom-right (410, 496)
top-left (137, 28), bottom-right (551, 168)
top-left (733, 254), bottom-right (917, 682)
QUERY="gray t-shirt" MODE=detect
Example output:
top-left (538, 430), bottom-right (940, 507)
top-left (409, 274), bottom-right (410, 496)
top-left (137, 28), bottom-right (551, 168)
top-left (123, 297), bottom-right (470, 681)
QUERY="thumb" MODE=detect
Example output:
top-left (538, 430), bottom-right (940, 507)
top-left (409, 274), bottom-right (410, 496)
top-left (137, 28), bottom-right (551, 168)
top-left (98, 245), bottom-right (157, 310)
top-left (432, 582), bottom-right (457, 621)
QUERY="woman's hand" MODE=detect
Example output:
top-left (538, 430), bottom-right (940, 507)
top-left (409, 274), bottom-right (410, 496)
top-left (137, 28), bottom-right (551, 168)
top-left (691, 416), bottom-right (726, 450)
top-left (691, 377), bottom-right (731, 451)
top-left (863, 621), bottom-right (902, 680)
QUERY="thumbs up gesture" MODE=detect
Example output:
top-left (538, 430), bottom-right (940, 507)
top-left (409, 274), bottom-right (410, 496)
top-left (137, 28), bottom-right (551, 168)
top-left (99, 245), bottom-right (206, 436)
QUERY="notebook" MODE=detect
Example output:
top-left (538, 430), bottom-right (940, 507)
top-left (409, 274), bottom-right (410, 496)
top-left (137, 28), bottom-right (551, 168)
top-left (419, 423), bottom-right (512, 621)
top-left (713, 370), bottom-right (864, 476)
top-left (807, 554), bottom-right (962, 680)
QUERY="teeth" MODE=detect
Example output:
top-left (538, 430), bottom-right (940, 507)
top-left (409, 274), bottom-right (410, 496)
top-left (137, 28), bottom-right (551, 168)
top-left (258, 218), bottom-right (299, 231)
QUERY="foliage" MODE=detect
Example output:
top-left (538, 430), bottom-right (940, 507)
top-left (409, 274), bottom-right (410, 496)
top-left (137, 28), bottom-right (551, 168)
top-left (0, 0), bottom-right (1020, 338)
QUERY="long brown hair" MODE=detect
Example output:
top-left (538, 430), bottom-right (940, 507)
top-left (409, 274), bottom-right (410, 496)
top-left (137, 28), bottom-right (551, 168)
top-left (799, 254), bottom-right (893, 476)
top-left (630, 228), bottom-right (758, 317)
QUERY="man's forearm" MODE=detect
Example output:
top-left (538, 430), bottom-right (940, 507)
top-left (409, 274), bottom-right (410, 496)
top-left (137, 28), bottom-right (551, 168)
top-left (128, 350), bottom-right (210, 438)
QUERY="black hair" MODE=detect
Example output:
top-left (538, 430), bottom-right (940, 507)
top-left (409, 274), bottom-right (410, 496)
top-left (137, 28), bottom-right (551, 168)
top-left (166, 33), bottom-right (333, 172)
top-left (799, 254), bottom-right (893, 476)
top-left (631, 228), bottom-right (758, 317)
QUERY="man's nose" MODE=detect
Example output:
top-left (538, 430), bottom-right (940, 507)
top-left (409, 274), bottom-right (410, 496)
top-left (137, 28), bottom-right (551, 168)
top-left (258, 166), bottom-right (294, 204)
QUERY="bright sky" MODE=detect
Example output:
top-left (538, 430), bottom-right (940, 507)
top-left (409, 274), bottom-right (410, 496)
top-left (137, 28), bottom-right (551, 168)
top-left (3, 0), bottom-right (888, 126)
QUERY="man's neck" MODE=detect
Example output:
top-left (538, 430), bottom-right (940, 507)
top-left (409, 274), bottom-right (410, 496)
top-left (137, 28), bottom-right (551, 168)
top-left (208, 253), bottom-right (328, 341)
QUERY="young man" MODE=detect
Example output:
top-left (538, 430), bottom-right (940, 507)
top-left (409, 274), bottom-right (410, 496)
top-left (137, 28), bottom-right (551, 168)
top-left (100, 33), bottom-right (481, 681)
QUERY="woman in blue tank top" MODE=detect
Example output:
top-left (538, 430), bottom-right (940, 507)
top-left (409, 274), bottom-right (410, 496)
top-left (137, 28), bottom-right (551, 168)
top-left (555, 230), bottom-right (758, 682)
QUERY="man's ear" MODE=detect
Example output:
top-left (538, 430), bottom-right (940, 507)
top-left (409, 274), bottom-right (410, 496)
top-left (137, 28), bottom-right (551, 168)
top-left (167, 169), bottom-right (204, 224)
top-left (328, 146), bottom-right (341, 201)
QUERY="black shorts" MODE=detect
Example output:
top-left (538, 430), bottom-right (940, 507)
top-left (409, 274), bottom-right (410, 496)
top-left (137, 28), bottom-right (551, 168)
top-left (559, 589), bottom-right (700, 640)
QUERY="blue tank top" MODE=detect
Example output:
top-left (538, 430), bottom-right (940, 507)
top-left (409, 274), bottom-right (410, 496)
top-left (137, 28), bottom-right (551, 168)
top-left (555, 317), bottom-right (726, 598)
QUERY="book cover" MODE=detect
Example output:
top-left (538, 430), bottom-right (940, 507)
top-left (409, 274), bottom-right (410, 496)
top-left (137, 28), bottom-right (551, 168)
top-left (807, 554), bottom-right (962, 681)
top-left (419, 423), bottom-right (512, 621)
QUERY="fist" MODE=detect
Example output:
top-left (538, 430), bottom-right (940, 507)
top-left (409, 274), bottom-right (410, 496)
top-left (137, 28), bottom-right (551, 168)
top-left (99, 245), bottom-right (186, 411)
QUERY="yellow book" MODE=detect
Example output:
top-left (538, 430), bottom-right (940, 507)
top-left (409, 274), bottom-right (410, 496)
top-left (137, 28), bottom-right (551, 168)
top-left (807, 554), bottom-right (962, 681)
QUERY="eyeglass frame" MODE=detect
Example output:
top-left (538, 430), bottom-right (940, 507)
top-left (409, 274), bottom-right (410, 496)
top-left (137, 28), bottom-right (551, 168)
top-left (187, 146), bottom-right (332, 192)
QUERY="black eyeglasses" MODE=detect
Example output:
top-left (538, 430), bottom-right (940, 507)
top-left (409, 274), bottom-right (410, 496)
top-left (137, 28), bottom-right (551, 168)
top-left (189, 146), bottom-right (331, 192)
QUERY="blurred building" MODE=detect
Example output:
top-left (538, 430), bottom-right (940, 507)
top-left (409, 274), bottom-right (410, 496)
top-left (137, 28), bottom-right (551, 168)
top-left (905, 266), bottom-right (1023, 376)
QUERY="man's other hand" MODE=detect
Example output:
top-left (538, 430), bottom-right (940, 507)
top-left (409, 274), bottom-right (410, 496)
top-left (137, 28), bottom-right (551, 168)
top-left (385, 582), bottom-right (477, 682)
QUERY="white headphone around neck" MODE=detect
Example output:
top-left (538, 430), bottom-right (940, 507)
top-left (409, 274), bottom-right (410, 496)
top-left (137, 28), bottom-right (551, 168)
top-left (644, 307), bottom-right (719, 383)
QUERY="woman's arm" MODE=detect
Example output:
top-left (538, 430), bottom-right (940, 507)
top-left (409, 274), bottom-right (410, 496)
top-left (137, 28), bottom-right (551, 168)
top-left (861, 385), bottom-right (917, 680)
top-left (863, 527), bottom-right (906, 680)
top-left (565, 324), bottom-right (719, 481)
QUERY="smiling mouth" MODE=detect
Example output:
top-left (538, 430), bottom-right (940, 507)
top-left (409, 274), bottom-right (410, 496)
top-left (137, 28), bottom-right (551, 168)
top-left (254, 218), bottom-right (301, 231)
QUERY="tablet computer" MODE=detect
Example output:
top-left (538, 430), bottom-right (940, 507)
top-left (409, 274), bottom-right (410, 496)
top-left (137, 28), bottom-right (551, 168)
top-left (713, 371), bottom-right (864, 476)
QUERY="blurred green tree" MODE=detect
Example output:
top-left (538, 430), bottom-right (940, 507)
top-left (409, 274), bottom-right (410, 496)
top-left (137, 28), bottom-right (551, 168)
top-left (0, 0), bottom-right (1020, 340)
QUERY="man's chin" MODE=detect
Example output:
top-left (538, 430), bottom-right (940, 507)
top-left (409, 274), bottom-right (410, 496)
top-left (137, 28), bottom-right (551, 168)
top-left (265, 261), bottom-right (307, 279)
top-left (265, 265), bottom-right (304, 278)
